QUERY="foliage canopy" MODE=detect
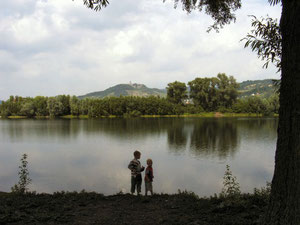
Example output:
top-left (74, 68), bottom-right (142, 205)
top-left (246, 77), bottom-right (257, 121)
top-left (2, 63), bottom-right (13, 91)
top-left (167, 81), bottom-right (188, 105)
top-left (82, 0), bottom-right (241, 31)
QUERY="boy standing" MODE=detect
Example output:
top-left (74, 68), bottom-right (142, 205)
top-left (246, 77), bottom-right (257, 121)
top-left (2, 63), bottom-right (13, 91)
top-left (128, 150), bottom-right (144, 195)
top-left (144, 158), bottom-right (154, 196)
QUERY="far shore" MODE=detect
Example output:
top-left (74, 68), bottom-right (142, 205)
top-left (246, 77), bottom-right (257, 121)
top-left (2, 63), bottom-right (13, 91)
top-left (0, 113), bottom-right (279, 120)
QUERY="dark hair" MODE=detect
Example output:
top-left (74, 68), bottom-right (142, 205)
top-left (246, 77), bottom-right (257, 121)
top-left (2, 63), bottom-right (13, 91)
top-left (134, 150), bottom-right (141, 157)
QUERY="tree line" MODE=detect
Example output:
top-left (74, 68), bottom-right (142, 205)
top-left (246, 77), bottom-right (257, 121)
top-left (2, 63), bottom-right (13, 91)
top-left (0, 74), bottom-right (279, 118)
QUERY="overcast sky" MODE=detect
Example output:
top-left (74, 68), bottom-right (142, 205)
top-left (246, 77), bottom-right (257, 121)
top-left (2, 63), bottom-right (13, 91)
top-left (0, 0), bottom-right (281, 100)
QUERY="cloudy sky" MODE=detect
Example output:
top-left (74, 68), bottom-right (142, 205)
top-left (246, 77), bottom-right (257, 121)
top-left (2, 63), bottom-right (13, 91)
top-left (0, 0), bottom-right (281, 100)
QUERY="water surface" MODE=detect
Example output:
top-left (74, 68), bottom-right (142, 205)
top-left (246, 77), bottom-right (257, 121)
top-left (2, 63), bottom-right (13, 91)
top-left (0, 118), bottom-right (277, 196)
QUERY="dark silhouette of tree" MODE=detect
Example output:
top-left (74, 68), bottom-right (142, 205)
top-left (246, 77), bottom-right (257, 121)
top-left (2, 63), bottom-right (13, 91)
top-left (263, 1), bottom-right (300, 224)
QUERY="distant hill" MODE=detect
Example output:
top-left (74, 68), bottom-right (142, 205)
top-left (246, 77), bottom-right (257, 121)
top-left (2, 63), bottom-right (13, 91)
top-left (238, 79), bottom-right (278, 98)
top-left (79, 79), bottom-right (278, 99)
top-left (0, 100), bottom-right (2, 104)
top-left (79, 83), bottom-right (166, 99)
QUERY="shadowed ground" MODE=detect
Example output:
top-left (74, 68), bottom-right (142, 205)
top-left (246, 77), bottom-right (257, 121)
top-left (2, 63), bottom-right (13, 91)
top-left (0, 192), bottom-right (268, 225)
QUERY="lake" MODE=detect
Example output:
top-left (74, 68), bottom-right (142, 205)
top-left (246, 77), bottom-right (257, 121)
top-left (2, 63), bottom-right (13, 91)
top-left (0, 117), bottom-right (278, 196)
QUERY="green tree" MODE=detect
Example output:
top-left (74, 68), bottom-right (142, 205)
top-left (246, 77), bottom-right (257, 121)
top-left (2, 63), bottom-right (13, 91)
top-left (268, 94), bottom-right (279, 114)
top-left (188, 77), bottom-right (211, 110)
top-left (70, 96), bottom-right (80, 116)
top-left (0, 101), bottom-right (10, 117)
top-left (166, 81), bottom-right (188, 105)
top-left (47, 97), bottom-right (63, 117)
top-left (232, 96), bottom-right (271, 115)
top-left (207, 77), bottom-right (220, 110)
top-left (79, 98), bottom-right (90, 115)
top-left (33, 96), bottom-right (48, 116)
top-left (217, 73), bottom-right (239, 108)
top-left (4, 96), bottom-right (23, 116)
top-left (20, 101), bottom-right (35, 117)
top-left (188, 74), bottom-right (238, 111)
top-left (107, 97), bottom-right (125, 116)
top-left (57, 95), bottom-right (71, 115)
top-left (246, 96), bottom-right (267, 114)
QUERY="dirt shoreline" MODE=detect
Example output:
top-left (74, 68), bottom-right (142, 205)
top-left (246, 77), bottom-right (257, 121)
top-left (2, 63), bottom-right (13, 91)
top-left (0, 191), bottom-right (268, 225)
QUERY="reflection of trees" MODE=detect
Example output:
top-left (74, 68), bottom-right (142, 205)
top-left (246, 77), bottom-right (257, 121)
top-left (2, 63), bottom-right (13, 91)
top-left (167, 119), bottom-right (187, 153)
top-left (1, 119), bottom-right (80, 141)
top-left (81, 118), bottom-right (170, 139)
top-left (189, 119), bottom-right (238, 159)
top-left (236, 118), bottom-right (278, 140)
top-left (2, 118), bottom-right (278, 153)
top-left (2, 118), bottom-right (177, 141)
top-left (1, 118), bottom-right (171, 141)
top-left (164, 118), bottom-right (239, 159)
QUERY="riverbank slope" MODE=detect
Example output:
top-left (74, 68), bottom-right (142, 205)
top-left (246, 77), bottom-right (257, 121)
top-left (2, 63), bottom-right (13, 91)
top-left (0, 191), bottom-right (268, 225)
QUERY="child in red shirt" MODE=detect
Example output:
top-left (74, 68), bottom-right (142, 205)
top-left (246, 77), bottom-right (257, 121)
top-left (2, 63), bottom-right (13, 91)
top-left (144, 158), bottom-right (154, 196)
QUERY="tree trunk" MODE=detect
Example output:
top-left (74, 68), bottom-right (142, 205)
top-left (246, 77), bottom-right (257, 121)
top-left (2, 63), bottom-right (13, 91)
top-left (264, 0), bottom-right (300, 224)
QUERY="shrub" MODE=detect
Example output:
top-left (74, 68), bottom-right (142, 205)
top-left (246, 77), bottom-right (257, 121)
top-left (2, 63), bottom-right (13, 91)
top-left (253, 182), bottom-right (271, 201)
top-left (11, 154), bottom-right (32, 194)
top-left (177, 189), bottom-right (199, 200)
top-left (220, 165), bottom-right (241, 198)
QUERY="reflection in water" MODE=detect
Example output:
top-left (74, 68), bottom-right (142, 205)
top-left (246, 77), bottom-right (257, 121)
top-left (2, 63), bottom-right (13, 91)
top-left (1, 118), bottom-right (277, 158)
top-left (167, 119), bottom-right (188, 153)
top-left (0, 118), bottom-right (278, 195)
top-left (236, 118), bottom-right (278, 140)
top-left (189, 119), bottom-right (238, 159)
top-left (0, 119), bottom-right (81, 141)
top-left (163, 118), bottom-right (239, 159)
top-left (81, 118), bottom-right (168, 138)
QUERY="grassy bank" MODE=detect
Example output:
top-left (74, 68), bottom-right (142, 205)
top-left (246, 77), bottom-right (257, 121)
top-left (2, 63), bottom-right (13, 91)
top-left (1, 113), bottom-right (278, 119)
top-left (61, 112), bottom-right (271, 118)
top-left (0, 191), bottom-right (269, 225)
top-left (141, 112), bottom-right (269, 118)
top-left (6, 116), bottom-right (28, 119)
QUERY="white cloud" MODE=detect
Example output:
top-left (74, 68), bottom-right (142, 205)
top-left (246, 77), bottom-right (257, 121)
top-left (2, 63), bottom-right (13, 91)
top-left (10, 12), bottom-right (49, 43)
top-left (0, 0), bottom-right (282, 99)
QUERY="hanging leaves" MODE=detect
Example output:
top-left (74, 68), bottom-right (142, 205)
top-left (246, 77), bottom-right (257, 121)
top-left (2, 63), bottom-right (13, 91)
top-left (241, 15), bottom-right (282, 72)
top-left (82, 0), bottom-right (109, 11)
